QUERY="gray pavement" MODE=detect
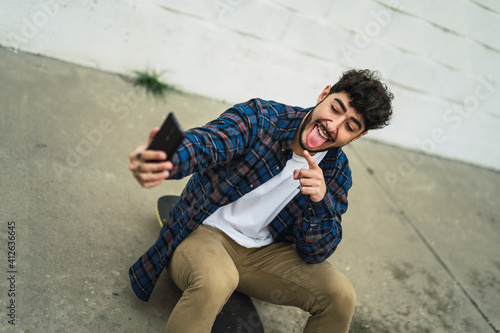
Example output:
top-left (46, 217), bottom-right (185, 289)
top-left (1, 46), bottom-right (499, 333)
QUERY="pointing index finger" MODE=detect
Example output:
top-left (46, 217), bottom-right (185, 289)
top-left (303, 150), bottom-right (318, 169)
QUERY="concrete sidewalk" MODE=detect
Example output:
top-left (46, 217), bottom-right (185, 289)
top-left (1, 46), bottom-right (499, 333)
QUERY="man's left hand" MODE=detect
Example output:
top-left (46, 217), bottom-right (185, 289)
top-left (293, 150), bottom-right (327, 202)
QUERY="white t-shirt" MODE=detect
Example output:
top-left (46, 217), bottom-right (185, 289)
top-left (203, 151), bottom-right (327, 248)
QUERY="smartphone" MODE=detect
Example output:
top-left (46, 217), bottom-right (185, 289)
top-left (147, 112), bottom-right (185, 161)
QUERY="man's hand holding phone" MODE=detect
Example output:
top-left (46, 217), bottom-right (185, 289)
top-left (129, 128), bottom-right (173, 188)
top-left (129, 113), bottom-right (185, 188)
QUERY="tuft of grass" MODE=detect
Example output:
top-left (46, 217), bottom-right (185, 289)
top-left (132, 69), bottom-right (174, 97)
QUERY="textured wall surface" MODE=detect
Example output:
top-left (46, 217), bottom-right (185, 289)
top-left (1, 0), bottom-right (499, 170)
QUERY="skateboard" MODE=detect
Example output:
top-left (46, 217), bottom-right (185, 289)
top-left (156, 195), bottom-right (265, 333)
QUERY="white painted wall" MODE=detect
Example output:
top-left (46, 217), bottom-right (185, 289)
top-left (2, 0), bottom-right (499, 171)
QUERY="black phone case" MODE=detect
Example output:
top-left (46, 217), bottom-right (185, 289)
top-left (147, 113), bottom-right (185, 161)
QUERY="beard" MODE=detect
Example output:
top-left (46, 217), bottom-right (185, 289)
top-left (297, 106), bottom-right (336, 153)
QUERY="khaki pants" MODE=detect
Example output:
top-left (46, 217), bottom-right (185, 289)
top-left (166, 225), bottom-right (356, 333)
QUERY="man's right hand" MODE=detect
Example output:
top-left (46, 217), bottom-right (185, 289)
top-left (128, 128), bottom-right (173, 189)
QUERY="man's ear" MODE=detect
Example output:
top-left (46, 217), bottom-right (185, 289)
top-left (317, 85), bottom-right (332, 104)
top-left (351, 131), bottom-right (368, 143)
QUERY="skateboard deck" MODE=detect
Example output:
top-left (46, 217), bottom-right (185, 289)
top-left (156, 195), bottom-right (265, 333)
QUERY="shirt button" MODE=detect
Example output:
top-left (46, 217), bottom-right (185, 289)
top-left (276, 166), bottom-right (280, 170)
top-left (250, 184), bottom-right (254, 189)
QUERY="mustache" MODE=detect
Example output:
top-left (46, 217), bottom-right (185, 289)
top-left (318, 122), bottom-right (335, 142)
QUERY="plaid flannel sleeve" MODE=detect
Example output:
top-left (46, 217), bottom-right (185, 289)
top-left (167, 103), bottom-right (257, 180)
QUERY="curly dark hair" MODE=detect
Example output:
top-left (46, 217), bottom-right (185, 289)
top-left (329, 69), bottom-right (394, 131)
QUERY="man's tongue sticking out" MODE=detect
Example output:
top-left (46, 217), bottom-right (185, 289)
top-left (306, 124), bottom-right (328, 149)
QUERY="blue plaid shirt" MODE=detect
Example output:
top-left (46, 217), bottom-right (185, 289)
top-left (129, 98), bottom-right (352, 301)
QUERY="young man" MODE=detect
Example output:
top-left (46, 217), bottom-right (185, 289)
top-left (128, 69), bottom-right (393, 333)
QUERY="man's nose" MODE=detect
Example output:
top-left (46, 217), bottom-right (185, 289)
top-left (327, 118), bottom-right (343, 133)
top-left (326, 121), bottom-right (340, 140)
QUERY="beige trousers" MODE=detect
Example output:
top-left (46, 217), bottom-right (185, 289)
top-left (165, 225), bottom-right (356, 333)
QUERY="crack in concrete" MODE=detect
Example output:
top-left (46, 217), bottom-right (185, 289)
top-left (350, 144), bottom-right (499, 333)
